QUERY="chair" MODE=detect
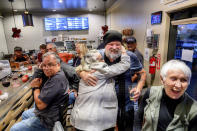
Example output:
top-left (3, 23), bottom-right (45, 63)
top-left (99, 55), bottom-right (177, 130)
top-left (59, 93), bottom-right (69, 130)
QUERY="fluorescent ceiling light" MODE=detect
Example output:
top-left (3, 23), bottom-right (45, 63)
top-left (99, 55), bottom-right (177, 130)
top-left (58, 0), bottom-right (63, 3)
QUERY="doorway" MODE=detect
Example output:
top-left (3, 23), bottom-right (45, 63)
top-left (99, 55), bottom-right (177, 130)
top-left (167, 7), bottom-right (197, 100)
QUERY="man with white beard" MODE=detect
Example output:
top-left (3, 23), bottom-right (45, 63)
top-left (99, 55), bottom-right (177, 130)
top-left (79, 30), bottom-right (146, 131)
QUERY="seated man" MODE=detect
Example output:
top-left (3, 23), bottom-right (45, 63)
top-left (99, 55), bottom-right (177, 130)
top-left (10, 52), bottom-right (69, 131)
top-left (47, 43), bottom-right (74, 63)
top-left (46, 43), bottom-right (79, 102)
top-left (10, 46), bottom-right (31, 66)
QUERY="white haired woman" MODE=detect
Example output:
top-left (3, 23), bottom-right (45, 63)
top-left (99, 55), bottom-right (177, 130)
top-left (71, 48), bottom-right (130, 131)
top-left (134, 60), bottom-right (197, 131)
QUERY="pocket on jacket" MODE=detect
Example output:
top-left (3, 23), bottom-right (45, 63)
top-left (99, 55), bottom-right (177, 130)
top-left (102, 79), bottom-right (117, 108)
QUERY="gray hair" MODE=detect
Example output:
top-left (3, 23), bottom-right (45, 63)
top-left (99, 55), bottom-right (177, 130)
top-left (160, 60), bottom-right (191, 82)
top-left (42, 52), bottom-right (60, 64)
top-left (81, 50), bottom-right (107, 73)
top-left (47, 43), bottom-right (57, 49)
top-left (84, 50), bottom-right (100, 64)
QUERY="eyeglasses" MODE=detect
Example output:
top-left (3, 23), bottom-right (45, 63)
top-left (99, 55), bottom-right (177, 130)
top-left (42, 63), bottom-right (57, 68)
top-left (47, 48), bottom-right (54, 51)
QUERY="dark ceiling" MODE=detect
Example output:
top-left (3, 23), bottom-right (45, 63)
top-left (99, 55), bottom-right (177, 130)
top-left (0, 0), bottom-right (117, 14)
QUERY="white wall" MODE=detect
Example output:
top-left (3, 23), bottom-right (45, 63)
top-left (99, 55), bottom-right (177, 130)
top-left (107, 0), bottom-right (165, 86)
top-left (107, 0), bottom-right (197, 86)
top-left (0, 16), bottom-right (8, 56)
top-left (3, 12), bottom-right (105, 53)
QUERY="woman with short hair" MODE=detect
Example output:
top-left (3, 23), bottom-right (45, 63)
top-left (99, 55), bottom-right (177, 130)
top-left (135, 60), bottom-right (197, 131)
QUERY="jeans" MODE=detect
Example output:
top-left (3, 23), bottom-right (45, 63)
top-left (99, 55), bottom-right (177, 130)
top-left (10, 108), bottom-right (50, 131)
top-left (22, 108), bottom-right (35, 119)
top-left (68, 92), bottom-right (76, 105)
top-left (117, 108), bottom-right (134, 131)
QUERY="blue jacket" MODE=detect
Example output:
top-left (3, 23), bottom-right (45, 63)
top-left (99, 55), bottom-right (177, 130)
top-left (99, 49), bottom-right (142, 111)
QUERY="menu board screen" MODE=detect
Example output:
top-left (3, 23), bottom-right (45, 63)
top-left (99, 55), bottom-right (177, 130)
top-left (44, 17), bottom-right (88, 31)
top-left (67, 17), bottom-right (89, 30)
top-left (45, 18), bottom-right (68, 31)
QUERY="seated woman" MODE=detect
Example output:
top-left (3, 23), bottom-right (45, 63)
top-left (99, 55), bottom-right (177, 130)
top-left (135, 60), bottom-right (197, 131)
top-left (36, 44), bottom-right (46, 64)
top-left (70, 48), bottom-right (130, 131)
top-left (72, 42), bottom-right (88, 67)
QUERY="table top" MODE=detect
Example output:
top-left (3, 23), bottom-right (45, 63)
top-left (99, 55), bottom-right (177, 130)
top-left (0, 66), bottom-right (36, 120)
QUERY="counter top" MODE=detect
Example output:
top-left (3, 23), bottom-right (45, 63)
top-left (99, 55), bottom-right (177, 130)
top-left (0, 76), bottom-right (31, 120)
top-left (0, 65), bottom-right (36, 121)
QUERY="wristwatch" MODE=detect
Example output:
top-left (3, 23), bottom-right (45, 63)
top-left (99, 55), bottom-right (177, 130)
top-left (32, 87), bottom-right (40, 91)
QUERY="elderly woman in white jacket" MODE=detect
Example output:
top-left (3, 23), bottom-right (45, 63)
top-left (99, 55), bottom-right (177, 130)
top-left (70, 47), bottom-right (130, 131)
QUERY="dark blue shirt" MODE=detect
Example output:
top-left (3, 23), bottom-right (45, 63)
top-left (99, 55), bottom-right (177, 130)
top-left (99, 49), bottom-right (142, 111)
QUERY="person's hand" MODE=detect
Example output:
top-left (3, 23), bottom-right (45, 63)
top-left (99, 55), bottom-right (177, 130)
top-left (130, 87), bottom-right (141, 102)
top-left (74, 91), bottom-right (78, 98)
top-left (131, 74), bottom-right (138, 82)
top-left (30, 78), bottom-right (42, 88)
top-left (19, 62), bottom-right (24, 67)
top-left (121, 46), bottom-right (127, 55)
top-left (23, 61), bottom-right (29, 65)
top-left (69, 89), bottom-right (78, 98)
top-left (72, 89), bottom-right (78, 98)
top-left (39, 62), bottom-right (43, 69)
top-left (80, 71), bottom-right (98, 86)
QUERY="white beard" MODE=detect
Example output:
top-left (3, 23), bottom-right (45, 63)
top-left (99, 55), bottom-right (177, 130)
top-left (105, 50), bottom-right (121, 61)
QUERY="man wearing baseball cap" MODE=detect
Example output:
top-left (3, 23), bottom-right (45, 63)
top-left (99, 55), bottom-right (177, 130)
top-left (80, 30), bottom-right (146, 131)
top-left (10, 46), bottom-right (31, 66)
top-left (126, 36), bottom-right (144, 67)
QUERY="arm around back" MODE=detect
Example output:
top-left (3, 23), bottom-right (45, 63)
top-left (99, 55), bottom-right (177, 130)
top-left (60, 62), bottom-right (79, 91)
top-left (94, 54), bottom-right (130, 79)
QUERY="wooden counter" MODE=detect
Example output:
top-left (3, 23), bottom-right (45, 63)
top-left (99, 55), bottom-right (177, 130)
top-left (0, 79), bottom-right (31, 120)
top-left (0, 68), bottom-right (35, 130)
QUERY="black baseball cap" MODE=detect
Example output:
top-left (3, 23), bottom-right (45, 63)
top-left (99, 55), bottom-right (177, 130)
top-left (126, 36), bottom-right (137, 44)
top-left (14, 46), bottom-right (22, 51)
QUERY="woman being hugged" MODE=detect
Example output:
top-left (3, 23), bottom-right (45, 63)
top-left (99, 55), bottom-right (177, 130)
top-left (71, 47), bottom-right (130, 131)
